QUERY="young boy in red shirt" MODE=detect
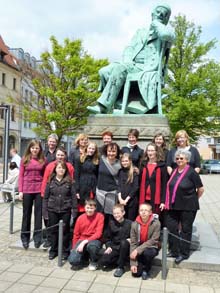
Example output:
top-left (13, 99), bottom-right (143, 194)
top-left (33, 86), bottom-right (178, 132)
top-left (68, 199), bottom-right (104, 270)
top-left (130, 203), bottom-right (160, 280)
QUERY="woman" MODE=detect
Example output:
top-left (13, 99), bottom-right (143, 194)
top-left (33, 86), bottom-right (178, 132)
top-left (75, 142), bottom-right (99, 212)
top-left (43, 161), bottom-right (77, 260)
top-left (121, 129), bottom-right (144, 170)
top-left (18, 139), bottom-right (47, 249)
top-left (161, 149), bottom-right (204, 264)
top-left (152, 132), bottom-right (168, 161)
top-left (96, 142), bottom-right (121, 216)
top-left (118, 153), bottom-right (139, 221)
top-left (139, 143), bottom-right (167, 214)
top-left (69, 133), bottom-right (89, 167)
top-left (167, 130), bottom-right (201, 175)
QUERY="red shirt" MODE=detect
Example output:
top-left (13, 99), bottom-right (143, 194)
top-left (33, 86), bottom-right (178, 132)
top-left (18, 158), bottom-right (47, 194)
top-left (41, 161), bottom-right (74, 196)
top-left (72, 212), bottom-right (104, 247)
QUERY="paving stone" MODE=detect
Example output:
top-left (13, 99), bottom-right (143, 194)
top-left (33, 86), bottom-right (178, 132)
top-left (0, 281), bottom-right (12, 292)
top-left (64, 280), bottom-right (92, 292)
top-left (49, 268), bottom-right (75, 279)
top-left (18, 274), bottom-right (45, 286)
top-left (140, 290), bottom-right (164, 293)
top-left (72, 271), bottom-right (97, 282)
top-left (29, 266), bottom-right (54, 276)
top-left (165, 282), bottom-right (189, 293)
top-left (141, 279), bottom-right (165, 290)
top-left (0, 271), bottom-right (23, 282)
top-left (117, 277), bottom-right (142, 288)
top-left (88, 283), bottom-right (115, 293)
top-left (190, 285), bottom-right (215, 293)
top-left (94, 274), bottom-right (119, 285)
top-left (0, 261), bottom-right (12, 271)
top-left (33, 287), bottom-right (61, 293)
top-left (7, 263), bottom-right (34, 273)
top-left (114, 286), bottom-right (140, 293)
top-left (40, 277), bottom-right (68, 289)
top-left (5, 283), bottom-right (36, 293)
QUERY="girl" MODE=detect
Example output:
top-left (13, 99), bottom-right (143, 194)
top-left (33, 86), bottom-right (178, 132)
top-left (18, 139), bottom-right (47, 249)
top-left (139, 143), bottom-right (167, 215)
top-left (75, 142), bottom-right (99, 213)
top-left (43, 161), bottom-right (77, 260)
top-left (152, 132), bottom-right (168, 162)
top-left (118, 153), bottom-right (139, 220)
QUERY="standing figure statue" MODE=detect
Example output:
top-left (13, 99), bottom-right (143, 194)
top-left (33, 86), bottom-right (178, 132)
top-left (88, 4), bottom-right (175, 115)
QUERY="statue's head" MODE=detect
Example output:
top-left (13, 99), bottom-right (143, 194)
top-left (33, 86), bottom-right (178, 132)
top-left (152, 3), bottom-right (171, 25)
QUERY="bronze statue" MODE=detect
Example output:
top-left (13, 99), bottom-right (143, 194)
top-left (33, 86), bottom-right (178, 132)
top-left (88, 4), bottom-right (175, 115)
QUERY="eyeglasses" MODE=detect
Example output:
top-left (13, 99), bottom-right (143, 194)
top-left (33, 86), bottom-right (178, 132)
top-left (176, 157), bottom-right (185, 161)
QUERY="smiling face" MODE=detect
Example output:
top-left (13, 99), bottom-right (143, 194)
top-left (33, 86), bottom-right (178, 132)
top-left (147, 145), bottom-right (157, 161)
top-left (84, 204), bottom-right (96, 216)
top-left (107, 145), bottom-right (117, 161)
top-left (48, 138), bottom-right (57, 150)
top-left (154, 135), bottom-right (164, 148)
top-left (55, 163), bottom-right (66, 178)
top-left (103, 135), bottom-right (112, 145)
top-left (56, 150), bottom-right (66, 162)
top-left (176, 135), bottom-right (187, 148)
top-left (128, 134), bottom-right (137, 145)
top-left (113, 207), bottom-right (125, 223)
top-left (87, 143), bottom-right (96, 156)
top-left (121, 156), bottom-right (131, 169)
top-left (175, 154), bottom-right (188, 168)
top-left (30, 144), bottom-right (40, 158)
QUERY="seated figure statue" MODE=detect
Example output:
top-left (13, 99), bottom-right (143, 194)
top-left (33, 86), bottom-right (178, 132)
top-left (88, 4), bottom-right (175, 115)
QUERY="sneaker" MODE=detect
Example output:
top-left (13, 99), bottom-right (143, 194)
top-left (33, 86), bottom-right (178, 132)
top-left (114, 267), bottom-right (125, 277)
top-left (88, 262), bottom-right (98, 271)
top-left (142, 271), bottom-right (149, 280)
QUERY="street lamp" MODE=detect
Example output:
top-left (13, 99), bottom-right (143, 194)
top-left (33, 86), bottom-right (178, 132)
top-left (0, 105), bottom-right (10, 182)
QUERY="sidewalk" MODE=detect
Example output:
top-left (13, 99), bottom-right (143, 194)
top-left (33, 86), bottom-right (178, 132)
top-left (0, 174), bottom-right (220, 292)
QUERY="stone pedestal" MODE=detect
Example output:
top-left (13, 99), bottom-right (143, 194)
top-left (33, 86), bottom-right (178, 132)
top-left (82, 114), bottom-right (170, 149)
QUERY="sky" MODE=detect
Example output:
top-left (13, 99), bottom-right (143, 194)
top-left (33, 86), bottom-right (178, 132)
top-left (1, 0), bottom-right (219, 62)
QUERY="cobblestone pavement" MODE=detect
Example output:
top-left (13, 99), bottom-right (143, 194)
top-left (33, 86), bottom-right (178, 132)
top-left (0, 174), bottom-right (220, 292)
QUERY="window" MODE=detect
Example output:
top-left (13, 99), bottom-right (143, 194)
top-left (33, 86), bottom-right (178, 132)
top-left (11, 106), bottom-right (15, 121)
top-left (2, 73), bottom-right (6, 85)
top-left (217, 138), bottom-right (220, 144)
top-left (13, 78), bottom-right (16, 90)
top-left (207, 138), bottom-right (211, 143)
top-left (0, 104), bottom-right (5, 119)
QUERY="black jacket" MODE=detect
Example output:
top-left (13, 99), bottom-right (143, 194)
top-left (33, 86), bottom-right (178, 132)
top-left (106, 218), bottom-right (132, 250)
top-left (43, 177), bottom-right (77, 215)
top-left (121, 145), bottom-right (144, 168)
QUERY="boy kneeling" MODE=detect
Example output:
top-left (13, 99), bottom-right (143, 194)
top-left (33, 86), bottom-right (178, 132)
top-left (68, 199), bottom-right (104, 270)
top-left (130, 203), bottom-right (160, 280)
top-left (99, 204), bottom-right (131, 277)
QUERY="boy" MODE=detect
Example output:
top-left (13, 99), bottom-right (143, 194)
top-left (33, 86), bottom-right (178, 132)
top-left (68, 199), bottom-right (104, 270)
top-left (99, 204), bottom-right (131, 277)
top-left (130, 203), bottom-right (160, 280)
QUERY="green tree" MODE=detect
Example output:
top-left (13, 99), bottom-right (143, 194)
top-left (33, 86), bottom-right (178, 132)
top-left (22, 36), bottom-right (108, 141)
top-left (163, 15), bottom-right (220, 141)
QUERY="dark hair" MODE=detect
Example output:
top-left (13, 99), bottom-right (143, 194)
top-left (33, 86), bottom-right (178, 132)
top-left (102, 142), bottom-right (120, 159)
top-left (49, 161), bottom-right (72, 183)
top-left (128, 129), bottom-right (140, 139)
top-left (56, 146), bottom-right (67, 157)
top-left (152, 132), bottom-right (167, 149)
top-left (23, 139), bottom-right (45, 166)
top-left (85, 199), bottom-right (96, 207)
top-left (102, 131), bottom-right (113, 138)
top-left (9, 162), bottom-right (18, 170)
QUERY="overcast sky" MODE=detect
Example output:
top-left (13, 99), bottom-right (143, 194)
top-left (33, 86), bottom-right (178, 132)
top-left (1, 0), bottom-right (219, 62)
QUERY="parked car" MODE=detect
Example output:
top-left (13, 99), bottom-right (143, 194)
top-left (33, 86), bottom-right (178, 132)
top-left (200, 159), bottom-right (220, 174)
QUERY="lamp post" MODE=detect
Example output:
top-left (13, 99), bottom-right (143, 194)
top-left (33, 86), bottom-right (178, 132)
top-left (0, 105), bottom-right (10, 182)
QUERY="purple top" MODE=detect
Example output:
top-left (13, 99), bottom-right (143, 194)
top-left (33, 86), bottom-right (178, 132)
top-left (18, 158), bottom-right (47, 194)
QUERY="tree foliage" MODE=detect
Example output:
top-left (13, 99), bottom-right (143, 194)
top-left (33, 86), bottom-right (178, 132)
top-left (23, 36), bottom-right (108, 141)
top-left (163, 15), bottom-right (220, 141)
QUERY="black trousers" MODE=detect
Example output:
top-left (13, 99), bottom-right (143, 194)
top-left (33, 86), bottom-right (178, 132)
top-left (167, 210), bottom-right (197, 258)
top-left (99, 239), bottom-right (130, 268)
top-left (21, 193), bottom-right (42, 244)
top-left (48, 210), bottom-right (71, 256)
top-left (132, 247), bottom-right (158, 277)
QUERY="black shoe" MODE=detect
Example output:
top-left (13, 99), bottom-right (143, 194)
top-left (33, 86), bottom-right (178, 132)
top-left (62, 254), bottom-right (69, 261)
top-left (43, 240), bottom-right (51, 249)
top-left (167, 252), bottom-right (178, 258)
top-left (114, 267), bottom-right (125, 277)
top-left (175, 255), bottom-right (188, 264)
top-left (49, 253), bottom-right (57, 260)
top-left (34, 242), bottom-right (41, 248)
top-left (142, 271), bottom-right (149, 280)
top-left (22, 242), bottom-right (29, 249)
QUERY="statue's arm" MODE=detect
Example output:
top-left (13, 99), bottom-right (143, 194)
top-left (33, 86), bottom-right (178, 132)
top-left (151, 20), bottom-right (175, 42)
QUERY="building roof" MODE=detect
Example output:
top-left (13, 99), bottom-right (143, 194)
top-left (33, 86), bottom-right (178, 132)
top-left (0, 35), bottom-right (19, 70)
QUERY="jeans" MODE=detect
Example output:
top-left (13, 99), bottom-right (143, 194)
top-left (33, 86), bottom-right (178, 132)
top-left (68, 240), bottom-right (102, 266)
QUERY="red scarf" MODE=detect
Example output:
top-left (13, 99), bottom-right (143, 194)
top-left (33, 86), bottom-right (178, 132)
top-left (136, 214), bottom-right (153, 243)
top-left (140, 163), bottom-right (161, 205)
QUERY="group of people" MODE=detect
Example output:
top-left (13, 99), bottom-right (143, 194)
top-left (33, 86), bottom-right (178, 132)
top-left (16, 128), bottom-right (204, 279)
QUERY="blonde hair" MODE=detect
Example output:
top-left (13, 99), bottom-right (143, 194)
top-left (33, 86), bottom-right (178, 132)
top-left (120, 153), bottom-right (134, 184)
top-left (80, 142), bottom-right (99, 165)
top-left (174, 130), bottom-right (190, 146)
top-left (74, 133), bottom-right (89, 147)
